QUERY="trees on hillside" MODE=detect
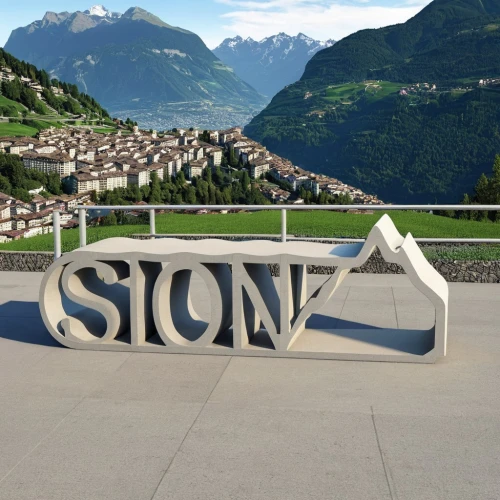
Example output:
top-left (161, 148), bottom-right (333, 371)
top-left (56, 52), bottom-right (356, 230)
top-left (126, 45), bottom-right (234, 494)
top-left (459, 155), bottom-right (500, 221)
top-left (200, 130), bottom-right (211, 143)
top-left (247, 85), bottom-right (500, 203)
top-left (20, 87), bottom-right (38, 111)
top-left (96, 163), bottom-right (270, 207)
top-left (0, 153), bottom-right (63, 202)
top-left (0, 48), bottom-right (110, 118)
top-left (1, 78), bottom-right (22, 101)
top-left (1, 78), bottom-right (47, 114)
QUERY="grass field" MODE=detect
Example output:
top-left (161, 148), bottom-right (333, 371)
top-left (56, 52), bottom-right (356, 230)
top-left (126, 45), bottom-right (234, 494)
top-left (93, 127), bottom-right (119, 134)
top-left (0, 95), bottom-right (26, 113)
top-left (484, 23), bottom-right (499, 32)
top-left (0, 95), bottom-right (54, 119)
top-left (423, 245), bottom-right (500, 260)
top-left (0, 122), bottom-right (39, 137)
top-left (325, 83), bottom-right (364, 102)
top-left (325, 81), bottom-right (403, 104)
top-left (364, 81), bottom-right (403, 102)
top-left (2, 210), bottom-right (500, 255)
top-left (20, 119), bottom-right (63, 131)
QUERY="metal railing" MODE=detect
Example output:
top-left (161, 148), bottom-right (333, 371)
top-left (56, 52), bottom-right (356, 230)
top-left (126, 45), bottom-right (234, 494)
top-left (51, 204), bottom-right (500, 259)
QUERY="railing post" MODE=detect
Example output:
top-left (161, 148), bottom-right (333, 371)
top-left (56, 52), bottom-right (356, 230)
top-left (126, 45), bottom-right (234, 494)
top-left (78, 208), bottom-right (86, 247)
top-left (53, 209), bottom-right (61, 260)
top-left (149, 208), bottom-right (156, 237)
top-left (281, 208), bottom-right (287, 243)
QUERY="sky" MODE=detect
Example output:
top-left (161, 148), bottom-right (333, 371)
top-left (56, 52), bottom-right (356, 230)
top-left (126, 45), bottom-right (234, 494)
top-left (0, 0), bottom-right (431, 49)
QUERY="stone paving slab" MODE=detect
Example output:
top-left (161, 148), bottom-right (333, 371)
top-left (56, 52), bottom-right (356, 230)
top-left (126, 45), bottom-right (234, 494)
top-left (374, 413), bottom-right (500, 500)
top-left (0, 394), bottom-right (82, 481)
top-left (0, 398), bottom-right (205, 500)
top-left (152, 404), bottom-right (392, 500)
top-left (0, 272), bottom-right (499, 500)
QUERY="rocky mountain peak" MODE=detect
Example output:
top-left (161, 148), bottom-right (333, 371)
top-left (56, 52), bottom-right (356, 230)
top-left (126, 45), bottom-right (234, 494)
top-left (121, 6), bottom-right (179, 29)
top-left (41, 11), bottom-right (71, 26)
top-left (84, 5), bottom-right (121, 18)
top-left (213, 33), bottom-right (336, 97)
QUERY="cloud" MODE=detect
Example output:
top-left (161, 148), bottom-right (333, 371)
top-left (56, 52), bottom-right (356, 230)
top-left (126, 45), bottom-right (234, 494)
top-left (214, 0), bottom-right (431, 43)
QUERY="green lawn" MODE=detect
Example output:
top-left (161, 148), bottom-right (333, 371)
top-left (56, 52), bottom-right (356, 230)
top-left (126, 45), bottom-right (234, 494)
top-left (364, 81), bottom-right (403, 102)
top-left (0, 95), bottom-right (53, 117)
top-left (0, 121), bottom-right (39, 137)
top-left (2, 210), bottom-right (500, 254)
top-left (0, 95), bottom-right (26, 113)
top-left (93, 127), bottom-right (119, 134)
top-left (325, 81), bottom-right (404, 104)
top-left (325, 83), bottom-right (364, 102)
top-left (32, 119), bottom-right (64, 129)
top-left (34, 100), bottom-right (50, 115)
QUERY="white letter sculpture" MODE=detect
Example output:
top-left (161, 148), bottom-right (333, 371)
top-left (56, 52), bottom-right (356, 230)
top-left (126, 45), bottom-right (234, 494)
top-left (39, 215), bottom-right (448, 363)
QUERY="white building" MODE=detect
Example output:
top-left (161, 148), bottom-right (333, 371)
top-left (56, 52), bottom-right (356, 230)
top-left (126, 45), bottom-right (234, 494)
top-left (23, 153), bottom-right (76, 177)
top-left (250, 159), bottom-right (270, 179)
top-left (209, 149), bottom-right (222, 167)
top-left (127, 166), bottom-right (151, 188)
top-left (187, 159), bottom-right (208, 179)
top-left (70, 171), bottom-right (128, 194)
top-left (0, 204), bottom-right (11, 221)
top-left (0, 218), bottom-right (12, 232)
top-left (162, 157), bottom-right (183, 178)
top-left (8, 141), bottom-right (34, 155)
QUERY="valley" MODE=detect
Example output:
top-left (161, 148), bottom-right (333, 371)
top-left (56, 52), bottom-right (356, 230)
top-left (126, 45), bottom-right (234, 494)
top-left (107, 98), bottom-right (264, 131)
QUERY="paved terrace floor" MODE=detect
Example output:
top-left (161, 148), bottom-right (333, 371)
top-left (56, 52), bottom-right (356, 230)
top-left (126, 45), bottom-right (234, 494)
top-left (0, 271), bottom-right (499, 500)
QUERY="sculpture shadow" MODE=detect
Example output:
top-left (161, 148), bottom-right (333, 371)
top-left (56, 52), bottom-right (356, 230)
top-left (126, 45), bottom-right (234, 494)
top-left (304, 313), bottom-right (434, 356)
top-left (0, 300), bottom-right (61, 347)
top-left (241, 313), bottom-right (432, 356)
top-left (306, 313), bottom-right (383, 330)
top-left (0, 303), bottom-right (433, 357)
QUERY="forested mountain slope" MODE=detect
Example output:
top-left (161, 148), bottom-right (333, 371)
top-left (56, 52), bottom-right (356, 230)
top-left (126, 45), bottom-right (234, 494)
top-left (245, 0), bottom-right (500, 203)
top-left (0, 47), bottom-right (110, 124)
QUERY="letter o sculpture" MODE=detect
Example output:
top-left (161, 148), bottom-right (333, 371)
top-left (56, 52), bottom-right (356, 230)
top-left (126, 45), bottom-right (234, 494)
top-left (153, 261), bottom-right (232, 347)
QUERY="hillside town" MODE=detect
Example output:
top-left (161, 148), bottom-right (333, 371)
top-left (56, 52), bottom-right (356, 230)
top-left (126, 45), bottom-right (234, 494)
top-left (1, 65), bottom-right (64, 100)
top-left (0, 126), bottom-right (382, 243)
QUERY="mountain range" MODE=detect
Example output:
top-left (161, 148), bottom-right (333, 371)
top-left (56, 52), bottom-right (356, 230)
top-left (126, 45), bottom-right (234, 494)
top-left (4, 5), bottom-right (267, 130)
top-left (245, 0), bottom-right (500, 203)
top-left (213, 34), bottom-right (335, 98)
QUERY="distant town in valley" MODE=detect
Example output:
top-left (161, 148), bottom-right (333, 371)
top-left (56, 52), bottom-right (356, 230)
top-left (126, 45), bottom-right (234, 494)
top-left (0, 125), bottom-right (382, 244)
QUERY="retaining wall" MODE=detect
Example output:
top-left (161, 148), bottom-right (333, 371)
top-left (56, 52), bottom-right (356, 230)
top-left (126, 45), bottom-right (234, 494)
top-left (0, 251), bottom-right (54, 273)
top-left (1, 241), bottom-right (499, 283)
